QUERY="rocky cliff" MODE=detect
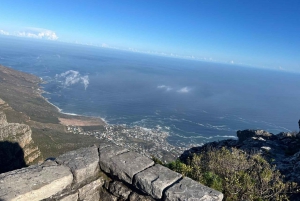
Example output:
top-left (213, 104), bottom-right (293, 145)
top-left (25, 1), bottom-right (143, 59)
top-left (0, 98), bottom-right (42, 172)
top-left (0, 144), bottom-right (223, 201)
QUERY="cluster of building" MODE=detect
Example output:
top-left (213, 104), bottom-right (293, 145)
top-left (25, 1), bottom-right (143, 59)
top-left (65, 124), bottom-right (188, 162)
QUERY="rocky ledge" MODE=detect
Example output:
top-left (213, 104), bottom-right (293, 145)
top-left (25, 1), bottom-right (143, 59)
top-left (0, 144), bottom-right (223, 201)
top-left (180, 129), bottom-right (300, 184)
top-left (0, 99), bottom-right (42, 172)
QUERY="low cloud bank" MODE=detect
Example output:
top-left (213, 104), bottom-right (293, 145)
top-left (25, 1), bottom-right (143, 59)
top-left (177, 87), bottom-right (190, 93)
top-left (0, 27), bottom-right (58, 40)
top-left (157, 85), bottom-right (172, 91)
top-left (157, 85), bottom-right (191, 93)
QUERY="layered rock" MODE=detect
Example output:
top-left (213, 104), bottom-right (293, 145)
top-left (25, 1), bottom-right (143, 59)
top-left (237, 129), bottom-right (273, 142)
top-left (0, 99), bottom-right (42, 172)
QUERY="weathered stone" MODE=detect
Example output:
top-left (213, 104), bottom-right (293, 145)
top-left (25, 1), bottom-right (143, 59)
top-left (164, 177), bottom-right (223, 201)
top-left (98, 142), bottom-right (113, 150)
top-left (56, 145), bottom-right (100, 185)
top-left (237, 129), bottom-right (272, 142)
top-left (59, 192), bottom-right (78, 201)
top-left (99, 145), bottom-right (128, 173)
top-left (0, 109), bottom-right (42, 170)
top-left (128, 192), bottom-right (155, 201)
top-left (0, 161), bottom-right (73, 201)
top-left (78, 178), bottom-right (103, 201)
top-left (99, 188), bottom-right (118, 201)
top-left (261, 146), bottom-right (271, 151)
top-left (109, 151), bottom-right (154, 184)
top-left (108, 181), bottom-right (132, 199)
top-left (134, 164), bottom-right (182, 199)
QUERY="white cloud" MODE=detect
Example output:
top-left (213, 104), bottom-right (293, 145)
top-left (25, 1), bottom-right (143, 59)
top-left (56, 70), bottom-right (89, 90)
top-left (157, 85), bottom-right (172, 91)
top-left (230, 60), bottom-right (234, 64)
top-left (0, 27), bottom-right (58, 40)
top-left (0, 30), bottom-right (9, 35)
top-left (177, 87), bottom-right (190, 93)
top-left (16, 28), bottom-right (58, 40)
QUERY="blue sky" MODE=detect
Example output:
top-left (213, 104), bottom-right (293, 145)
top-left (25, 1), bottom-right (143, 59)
top-left (0, 0), bottom-right (299, 71)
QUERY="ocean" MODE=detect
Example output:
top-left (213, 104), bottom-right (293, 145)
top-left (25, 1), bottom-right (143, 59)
top-left (0, 36), bottom-right (299, 147)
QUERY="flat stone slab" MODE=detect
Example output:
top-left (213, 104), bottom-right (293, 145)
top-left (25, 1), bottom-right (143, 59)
top-left (164, 177), bottom-right (223, 201)
top-left (59, 192), bottom-right (78, 201)
top-left (109, 151), bottom-right (154, 184)
top-left (134, 164), bottom-right (182, 199)
top-left (56, 145), bottom-right (99, 185)
top-left (0, 161), bottom-right (73, 201)
top-left (99, 145), bottom-right (129, 173)
top-left (78, 178), bottom-right (103, 201)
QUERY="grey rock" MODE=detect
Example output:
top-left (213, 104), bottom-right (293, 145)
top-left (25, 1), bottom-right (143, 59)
top-left (261, 146), bottom-right (271, 151)
top-left (59, 192), bottom-right (78, 201)
top-left (0, 111), bottom-right (42, 168)
top-left (237, 129), bottom-right (272, 142)
top-left (128, 192), bottom-right (155, 201)
top-left (134, 164), bottom-right (182, 199)
top-left (164, 177), bottom-right (223, 201)
top-left (108, 181), bottom-right (132, 199)
top-left (78, 178), bottom-right (103, 201)
top-left (98, 142), bottom-right (113, 150)
top-left (109, 151), bottom-right (154, 184)
top-left (56, 145), bottom-right (100, 185)
top-left (99, 145), bottom-right (128, 173)
top-left (0, 161), bottom-right (73, 201)
top-left (99, 188), bottom-right (118, 201)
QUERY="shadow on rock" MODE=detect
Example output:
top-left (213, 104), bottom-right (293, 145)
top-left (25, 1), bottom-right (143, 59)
top-left (0, 141), bottom-right (27, 174)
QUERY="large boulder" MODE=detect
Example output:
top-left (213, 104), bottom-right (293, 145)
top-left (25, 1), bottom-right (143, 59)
top-left (55, 145), bottom-right (100, 186)
top-left (106, 151), bottom-right (154, 184)
top-left (237, 129), bottom-right (273, 142)
top-left (134, 164), bottom-right (182, 199)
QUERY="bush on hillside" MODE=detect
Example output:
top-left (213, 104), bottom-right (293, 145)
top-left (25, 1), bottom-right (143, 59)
top-left (167, 147), bottom-right (298, 201)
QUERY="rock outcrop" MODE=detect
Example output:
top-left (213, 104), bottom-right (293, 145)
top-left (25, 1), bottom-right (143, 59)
top-left (0, 98), bottom-right (42, 172)
top-left (236, 129), bottom-right (273, 142)
top-left (0, 144), bottom-right (223, 201)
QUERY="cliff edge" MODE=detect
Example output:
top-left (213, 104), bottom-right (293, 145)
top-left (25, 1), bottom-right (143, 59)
top-left (0, 98), bottom-right (42, 172)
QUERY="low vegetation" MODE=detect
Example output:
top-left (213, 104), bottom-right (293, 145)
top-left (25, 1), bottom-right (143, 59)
top-left (154, 147), bottom-right (299, 201)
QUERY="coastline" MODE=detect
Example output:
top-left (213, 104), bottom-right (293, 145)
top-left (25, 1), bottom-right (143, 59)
top-left (37, 84), bottom-right (107, 127)
top-left (36, 76), bottom-right (187, 161)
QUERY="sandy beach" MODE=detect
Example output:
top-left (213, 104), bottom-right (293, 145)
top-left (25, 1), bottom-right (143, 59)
top-left (58, 117), bottom-right (106, 126)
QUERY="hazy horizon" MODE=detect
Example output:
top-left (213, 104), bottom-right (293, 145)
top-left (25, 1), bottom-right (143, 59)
top-left (0, 0), bottom-right (299, 72)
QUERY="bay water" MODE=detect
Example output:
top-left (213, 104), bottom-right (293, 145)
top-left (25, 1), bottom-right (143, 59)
top-left (1, 36), bottom-right (299, 147)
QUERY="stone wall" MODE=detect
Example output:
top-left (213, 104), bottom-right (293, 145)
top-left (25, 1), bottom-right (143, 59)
top-left (0, 143), bottom-right (223, 201)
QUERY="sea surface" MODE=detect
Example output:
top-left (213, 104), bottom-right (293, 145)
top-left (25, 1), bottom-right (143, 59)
top-left (1, 36), bottom-right (300, 147)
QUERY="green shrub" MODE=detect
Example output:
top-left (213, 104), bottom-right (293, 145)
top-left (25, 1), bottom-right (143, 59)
top-left (151, 156), bottom-right (164, 165)
top-left (168, 147), bottom-right (298, 201)
top-left (166, 159), bottom-right (192, 176)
